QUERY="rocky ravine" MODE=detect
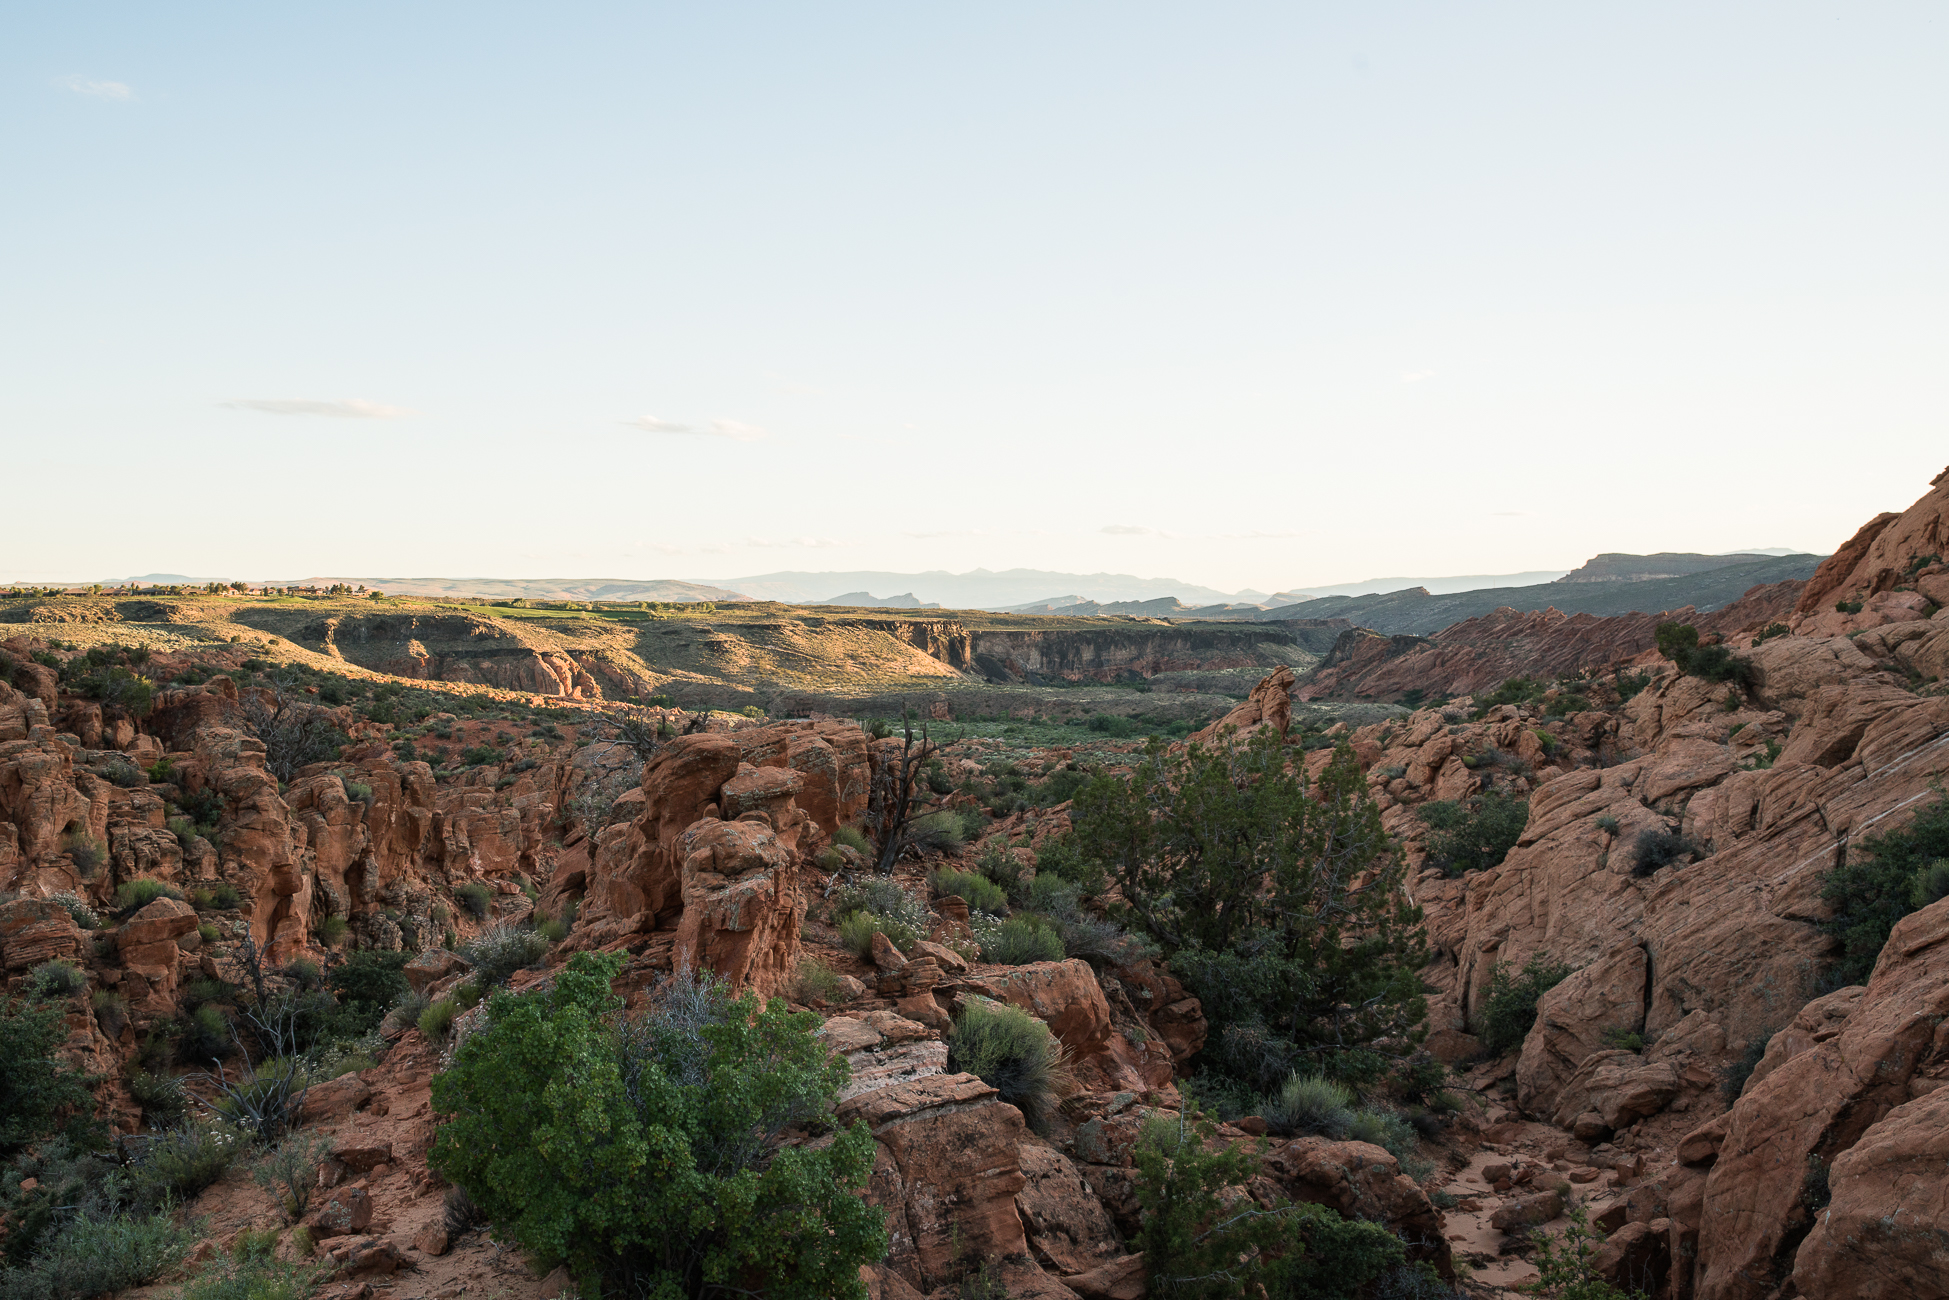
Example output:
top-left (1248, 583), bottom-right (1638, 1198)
top-left (7, 469), bottom-right (1949, 1298)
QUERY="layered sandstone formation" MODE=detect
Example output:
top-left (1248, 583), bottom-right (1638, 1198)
top-left (1297, 580), bottom-right (1805, 704)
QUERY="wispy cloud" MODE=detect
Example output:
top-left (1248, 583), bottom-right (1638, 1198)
top-left (625, 415), bottom-right (693, 433)
top-left (742, 535), bottom-right (844, 549)
top-left (1400, 370), bottom-right (1436, 384)
top-left (223, 399), bottom-right (412, 419)
top-left (57, 75), bottom-right (133, 100)
top-left (624, 416), bottom-right (768, 442)
top-left (1103, 523), bottom-right (1306, 541)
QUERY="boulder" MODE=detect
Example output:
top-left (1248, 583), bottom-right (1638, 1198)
top-left (1548, 1052), bottom-right (1678, 1132)
top-left (1490, 1190), bottom-right (1564, 1232)
top-left (1516, 942), bottom-right (1647, 1118)
top-left (1791, 1084), bottom-right (1949, 1299)
top-left (116, 895), bottom-right (198, 951)
top-left (670, 815), bottom-right (805, 1001)
top-left (1016, 1144), bottom-right (1124, 1276)
top-left (843, 1072), bottom-right (1041, 1293)
top-left (0, 897), bottom-right (85, 971)
top-left (402, 948), bottom-right (467, 993)
top-left (1697, 896), bottom-right (1949, 1300)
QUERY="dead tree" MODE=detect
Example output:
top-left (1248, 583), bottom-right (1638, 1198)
top-left (865, 711), bottom-right (936, 874)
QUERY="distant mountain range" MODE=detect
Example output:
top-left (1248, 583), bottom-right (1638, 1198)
top-left (708, 568), bottom-right (1252, 608)
top-left (81, 551), bottom-right (1826, 633)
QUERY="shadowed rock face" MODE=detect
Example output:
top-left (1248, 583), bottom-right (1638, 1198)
top-left (1296, 580), bottom-right (1806, 703)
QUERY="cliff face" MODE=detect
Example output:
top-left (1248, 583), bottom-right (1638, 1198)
top-left (963, 625), bottom-right (1309, 683)
top-left (1297, 580), bottom-right (1806, 703)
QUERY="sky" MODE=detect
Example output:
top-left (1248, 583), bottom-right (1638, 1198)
top-left (4, 3), bottom-right (1946, 594)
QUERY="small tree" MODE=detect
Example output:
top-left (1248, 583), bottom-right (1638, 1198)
top-left (1072, 733), bottom-right (1428, 1086)
top-left (1135, 1108), bottom-right (1408, 1299)
top-left (428, 953), bottom-right (887, 1299)
top-left (238, 672), bottom-right (347, 783)
top-left (0, 996), bottom-right (98, 1155)
top-left (864, 711), bottom-right (937, 874)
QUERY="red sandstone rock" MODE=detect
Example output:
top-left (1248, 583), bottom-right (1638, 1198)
top-left (0, 897), bottom-right (85, 971)
top-left (670, 816), bottom-right (804, 1001)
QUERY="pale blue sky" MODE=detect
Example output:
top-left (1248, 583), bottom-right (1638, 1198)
top-left (4, 3), bottom-right (1945, 592)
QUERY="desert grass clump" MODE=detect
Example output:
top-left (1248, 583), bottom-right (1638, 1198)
top-left (130, 1118), bottom-right (249, 1202)
top-left (978, 916), bottom-right (1065, 966)
top-left (26, 960), bottom-right (88, 1000)
top-left (459, 922), bottom-right (549, 986)
top-left (787, 958), bottom-right (851, 1006)
top-left (114, 877), bottom-right (179, 913)
top-left (383, 988), bottom-right (431, 1035)
top-left (418, 998), bottom-right (460, 1043)
top-left (1261, 1072), bottom-right (1356, 1139)
top-left (1346, 1107), bottom-right (1432, 1179)
top-left (929, 867), bottom-right (1007, 916)
top-left (947, 998), bottom-right (1070, 1130)
top-left (453, 880), bottom-right (493, 920)
top-left (907, 810), bottom-right (966, 853)
top-left (833, 825), bottom-right (870, 853)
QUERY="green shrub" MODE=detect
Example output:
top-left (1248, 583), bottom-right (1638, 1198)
top-left (1752, 621), bottom-right (1791, 647)
top-left (113, 878), bottom-right (176, 913)
top-left (1028, 834), bottom-right (1109, 898)
top-left (787, 959), bottom-right (851, 1005)
top-left (930, 868), bottom-right (1007, 916)
top-left (1910, 858), bottom-right (1949, 909)
top-left (1821, 797), bottom-right (1949, 985)
top-left (24, 962), bottom-right (86, 1001)
top-left (0, 1211), bottom-right (192, 1300)
top-left (1656, 621), bottom-right (1756, 689)
top-left (252, 1131), bottom-right (332, 1222)
top-left (181, 1237), bottom-right (327, 1300)
top-left (1720, 1031), bottom-right (1775, 1102)
top-left (947, 999), bottom-right (1067, 1129)
top-left (1594, 814), bottom-right (1620, 835)
top-left (1346, 1107), bottom-right (1430, 1179)
top-left (1602, 1026), bottom-right (1646, 1054)
top-left (1075, 735), bottom-right (1427, 1088)
top-left (1478, 953), bottom-right (1573, 1056)
top-left (1417, 790), bottom-right (1529, 876)
top-left (62, 834), bottom-right (104, 878)
top-left (1260, 1072), bottom-right (1354, 1138)
top-left (45, 892), bottom-right (98, 930)
top-left (460, 923), bottom-right (549, 986)
top-left (979, 916), bottom-right (1065, 965)
top-left (418, 998), bottom-right (459, 1042)
top-left (130, 1119), bottom-right (248, 1202)
top-left (537, 910), bottom-right (571, 944)
top-left (1471, 676), bottom-right (1544, 716)
top-left (383, 989), bottom-right (431, 1035)
top-left (178, 1004), bottom-right (233, 1065)
top-left (316, 915), bottom-right (348, 946)
top-left (198, 922), bottom-right (220, 943)
top-left (832, 825), bottom-right (870, 853)
top-left (1135, 1109), bottom-right (1406, 1300)
top-left (0, 997), bottom-right (99, 1155)
top-left (1528, 1201), bottom-right (1637, 1300)
top-left (1613, 668), bottom-right (1654, 703)
top-left (428, 954), bottom-right (886, 1300)
top-left (1632, 827), bottom-right (1700, 876)
top-left (326, 950), bottom-right (411, 1034)
top-left (126, 1068), bottom-right (189, 1126)
top-left (908, 810), bottom-right (966, 853)
top-left (454, 881), bottom-right (493, 920)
